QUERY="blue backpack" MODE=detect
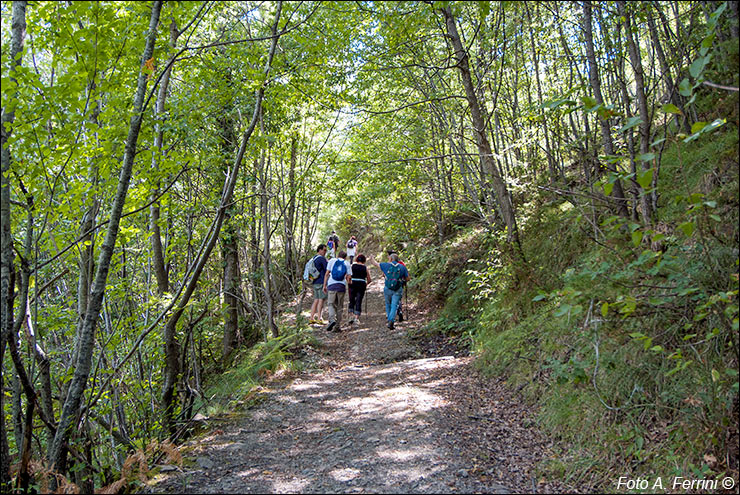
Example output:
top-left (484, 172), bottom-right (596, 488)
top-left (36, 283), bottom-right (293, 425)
top-left (331, 259), bottom-right (347, 281)
top-left (385, 263), bottom-right (403, 291)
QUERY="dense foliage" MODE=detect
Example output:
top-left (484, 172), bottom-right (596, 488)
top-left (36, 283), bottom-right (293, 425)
top-left (2, 0), bottom-right (738, 492)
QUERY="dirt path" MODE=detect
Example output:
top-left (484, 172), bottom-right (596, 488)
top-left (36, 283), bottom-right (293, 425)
top-left (148, 267), bottom-right (570, 494)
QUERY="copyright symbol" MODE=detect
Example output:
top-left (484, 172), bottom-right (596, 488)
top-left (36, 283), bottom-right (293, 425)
top-left (722, 477), bottom-right (736, 489)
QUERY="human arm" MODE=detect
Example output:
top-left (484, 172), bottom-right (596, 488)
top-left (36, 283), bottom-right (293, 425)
top-left (323, 259), bottom-right (331, 291)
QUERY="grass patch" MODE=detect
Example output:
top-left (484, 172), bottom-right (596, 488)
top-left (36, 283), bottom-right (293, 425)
top-left (198, 326), bottom-right (318, 417)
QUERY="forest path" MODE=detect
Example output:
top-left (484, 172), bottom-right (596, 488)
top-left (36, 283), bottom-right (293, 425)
top-left (149, 266), bottom-right (569, 494)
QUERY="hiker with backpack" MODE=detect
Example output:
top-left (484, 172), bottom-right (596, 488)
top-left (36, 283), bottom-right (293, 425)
top-left (388, 250), bottom-right (407, 322)
top-left (346, 236), bottom-right (358, 264)
top-left (348, 253), bottom-right (371, 326)
top-left (305, 244), bottom-right (328, 325)
top-left (323, 250), bottom-right (352, 332)
top-left (326, 236), bottom-right (336, 259)
top-left (369, 252), bottom-right (409, 330)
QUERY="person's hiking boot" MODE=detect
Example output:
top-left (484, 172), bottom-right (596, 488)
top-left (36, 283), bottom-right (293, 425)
top-left (387, 321), bottom-right (394, 330)
top-left (397, 311), bottom-right (404, 322)
top-left (326, 321), bottom-right (336, 332)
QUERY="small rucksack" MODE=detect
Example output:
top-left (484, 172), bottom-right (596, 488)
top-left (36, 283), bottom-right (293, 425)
top-left (327, 239), bottom-right (334, 250)
top-left (331, 259), bottom-right (347, 281)
top-left (303, 255), bottom-right (320, 282)
top-left (385, 263), bottom-right (402, 291)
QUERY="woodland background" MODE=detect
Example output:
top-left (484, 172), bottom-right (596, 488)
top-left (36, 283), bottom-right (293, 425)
top-left (1, 1), bottom-right (738, 492)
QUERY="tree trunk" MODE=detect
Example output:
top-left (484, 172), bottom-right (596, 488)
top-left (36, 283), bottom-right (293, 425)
top-left (284, 136), bottom-right (298, 280)
top-left (525, 4), bottom-right (558, 185)
top-left (646, 4), bottom-right (691, 134)
top-left (150, 19), bottom-right (180, 295)
top-left (1, 1), bottom-right (28, 486)
top-left (220, 112), bottom-right (240, 363)
top-left (48, 0), bottom-right (163, 474)
top-left (583, 1), bottom-right (630, 217)
top-left (261, 146), bottom-right (278, 338)
top-left (618, 0), bottom-right (654, 224)
top-left (161, 1), bottom-right (283, 433)
top-left (441, 6), bottom-right (521, 250)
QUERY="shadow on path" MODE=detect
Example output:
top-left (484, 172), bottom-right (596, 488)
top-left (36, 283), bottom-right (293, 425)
top-left (149, 267), bottom-right (569, 494)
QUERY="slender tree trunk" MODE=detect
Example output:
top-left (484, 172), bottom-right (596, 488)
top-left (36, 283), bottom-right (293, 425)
top-left (583, 1), bottom-right (630, 217)
top-left (220, 111), bottom-right (239, 362)
top-left (261, 145), bottom-right (278, 338)
top-left (646, 4), bottom-right (691, 134)
top-left (48, 0), bottom-right (163, 475)
top-left (161, 1), bottom-right (283, 433)
top-left (285, 135), bottom-right (298, 280)
top-left (1, 2), bottom-right (28, 486)
top-left (618, 0), bottom-right (654, 224)
top-left (525, 4), bottom-right (557, 185)
top-left (150, 19), bottom-right (180, 295)
top-left (441, 6), bottom-right (521, 251)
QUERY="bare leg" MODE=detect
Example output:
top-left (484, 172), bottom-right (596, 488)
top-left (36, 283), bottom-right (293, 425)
top-left (317, 299), bottom-right (325, 321)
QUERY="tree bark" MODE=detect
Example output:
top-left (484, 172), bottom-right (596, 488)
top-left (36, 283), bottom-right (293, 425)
top-left (48, 0), bottom-right (163, 474)
top-left (161, 1), bottom-right (283, 433)
top-left (618, 1), bottom-right (654, 224)
top-left (1, 1), bottom-right (28, 487)
top-left (261, 145), bottom-right (278, 338)
top-left (219, 110), bottom-right (239, 362)
top-left (150, 19), bottom-right (180, 295)
top-left (583, 1), bottom-right (630, 217)
top-left (441, 6), bottom-right (521, 250)
top-left (646, 3), bottom-right (691, 134)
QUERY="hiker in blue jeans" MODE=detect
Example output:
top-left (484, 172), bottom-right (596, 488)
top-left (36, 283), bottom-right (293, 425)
top-left (369, 253), bottom-right (409, 330)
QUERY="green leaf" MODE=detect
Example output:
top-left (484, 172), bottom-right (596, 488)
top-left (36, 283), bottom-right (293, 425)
top-left (650, 345), bottom-right (664, 352)
top-left (711, 369), bottom-right (720, 382)
top-left (554, 304), bottom-right (571, 317)
top-left (679, 78), bottom-right (692, 97)
top-left (632, 230), bottom-right (643, 247)
top-left (661, 103), bottom-right (682, 115)
top-left (678, 221), bottom-right (695, 237)
top-left (618, 116), bottom-right (642, 133)
top-left (689, 56), bottom-right (708, 79)
top-left (581, 95), bottom-right (598, 110)
top-left (637, 168), bottom-right (654, 189)
top-left (603, 182), bottom-right (614, 196)
top-left (636, 153), bottom-right (655, 163)
top-left (532, 293), bottom-right (547, 302)
top-left (601, 303), bottom-right (609, 317)
top-left (691, 121), bottom-right (708, 134)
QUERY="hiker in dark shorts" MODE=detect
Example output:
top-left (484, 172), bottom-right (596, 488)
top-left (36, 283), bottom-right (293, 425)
top-left (309, 244), bottom-right (328, 324)
top-left (348, 254), bottom-right (371, 325)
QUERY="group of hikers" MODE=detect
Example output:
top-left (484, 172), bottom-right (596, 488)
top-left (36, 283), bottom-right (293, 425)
top-left (303, 232), bottom-right (409, 333)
